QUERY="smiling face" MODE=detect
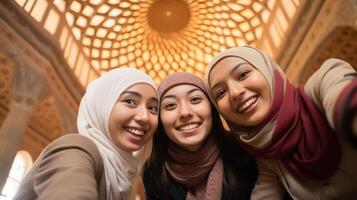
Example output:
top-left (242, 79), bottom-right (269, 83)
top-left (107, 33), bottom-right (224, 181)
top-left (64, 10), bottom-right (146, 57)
top-left (108, 83), bottom-right (159, 151)
top-left (209, 56), bottom-right (271, 127)
top-left (160, 84), bottom-right (212, 152)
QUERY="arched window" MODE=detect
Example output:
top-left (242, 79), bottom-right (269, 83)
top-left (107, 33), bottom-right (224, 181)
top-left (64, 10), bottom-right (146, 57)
top-left (1, 151), bottom-right (33, 200)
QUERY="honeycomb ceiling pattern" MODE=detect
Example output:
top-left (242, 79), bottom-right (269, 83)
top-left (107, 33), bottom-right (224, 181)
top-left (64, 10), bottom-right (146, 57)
top-left (61, 0), bottom-right (275, 81)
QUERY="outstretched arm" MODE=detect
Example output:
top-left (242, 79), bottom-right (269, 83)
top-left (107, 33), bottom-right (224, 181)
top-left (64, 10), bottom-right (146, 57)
top-left (304, 58), bottom-right (356, 144)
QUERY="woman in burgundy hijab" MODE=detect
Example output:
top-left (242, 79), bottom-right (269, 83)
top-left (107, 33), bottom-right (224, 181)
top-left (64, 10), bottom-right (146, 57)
top-left (205, 46), bottom-right (357, 199)
top-left (142, 72), bottom-right (258, 200)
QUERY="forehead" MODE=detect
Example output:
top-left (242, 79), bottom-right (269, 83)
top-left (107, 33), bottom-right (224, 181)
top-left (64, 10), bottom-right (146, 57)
top-left (209, 56), bottom-right (248, 83)
top-left (123, 83), bottom-right (157, 97)
top-left (164, 84), bottom-right (201, 97)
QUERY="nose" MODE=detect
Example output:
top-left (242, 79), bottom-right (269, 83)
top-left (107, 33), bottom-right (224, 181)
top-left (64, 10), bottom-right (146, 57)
top-left (228, 82), bottom-right (245, 102)
top-left (134, 105), bottom-right (149, 124)
top-left (179, 102), bottom-right (193, 120)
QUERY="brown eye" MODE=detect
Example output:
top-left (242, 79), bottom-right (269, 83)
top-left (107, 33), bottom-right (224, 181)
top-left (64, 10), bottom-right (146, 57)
top-left (123, 98), bottom-right (136, 105)
top-left (148, 105), bottom-right (158, 114)
top-left (237, 70), bottom-right (250, 80)
top-left (215, 89), bottom-right (226, 100)
top-left (164, 102), bottom-right (176, 110)
top-left (191, 96), bottom-right (202, 104)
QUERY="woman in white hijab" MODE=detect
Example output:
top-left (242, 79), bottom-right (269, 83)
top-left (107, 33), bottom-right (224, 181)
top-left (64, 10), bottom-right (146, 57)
top-left (14, 67), bottom-right (159, 200)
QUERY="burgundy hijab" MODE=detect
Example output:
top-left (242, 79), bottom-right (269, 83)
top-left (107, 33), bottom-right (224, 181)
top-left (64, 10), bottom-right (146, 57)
top-left (205, 46), bottom-right (340, 179)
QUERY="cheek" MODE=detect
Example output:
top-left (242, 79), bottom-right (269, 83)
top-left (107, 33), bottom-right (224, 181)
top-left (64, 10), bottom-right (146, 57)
top-left (265, 85), bottom-right (272, 103)
top-left (255, 74), bottom-right (270, 98)
top-left (205, 115), bottom-right (213, 132)
top-left (195, 102), bottom-right (212, 118)
top-left (203, 107), bottom-right (212, 121)
top-left (160, 111), bottom-right (176, 129)
top-left (217, 99), bottom-right (231, 114)
top-left (108, 110), bottom-right (124, 130)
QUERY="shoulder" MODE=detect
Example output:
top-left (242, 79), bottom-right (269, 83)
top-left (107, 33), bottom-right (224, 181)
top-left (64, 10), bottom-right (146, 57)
top-left (320, 58), bottom-right (352, 70)
top-left (47, 134), bottom-right (95, 148)
top-left (46, 134), bottom-right (99, 157)
top-left (42, 134), bottom-right (103, 173)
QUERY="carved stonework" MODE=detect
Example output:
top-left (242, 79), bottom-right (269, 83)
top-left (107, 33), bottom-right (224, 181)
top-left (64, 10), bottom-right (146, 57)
top-left (11, 65), bottom-right (49, 112)
top-left (0, 109), bottom-right (6, 127)
top-left (300, 27), bottom-right (357, 83)
top-left (286, 0), bottom-right (357, 84)
top-left (0, 17), bottom-right (77, 166)
top-left (0, 18), bottom-right (79, 117)
top-left (28, 96), bottom-right (63, 141)
top-left (275, 0), bottom-right (324, 69)
top-left (54, 98), bottom-right (77, 135)
top-left (0, 50), bottom-right (13, 109)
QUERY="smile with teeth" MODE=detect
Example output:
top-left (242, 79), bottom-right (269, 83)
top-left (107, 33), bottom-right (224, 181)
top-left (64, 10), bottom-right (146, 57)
top-left (238, 96), bottom-right (258, 113)
top-left (177, 123), bottom-right (201, 131)
top-left (125, 127), bottom-right (145, 136)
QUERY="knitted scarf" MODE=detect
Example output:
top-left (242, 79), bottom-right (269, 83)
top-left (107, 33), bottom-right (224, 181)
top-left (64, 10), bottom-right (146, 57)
top-left (165, 136), bottom-right (223, 200)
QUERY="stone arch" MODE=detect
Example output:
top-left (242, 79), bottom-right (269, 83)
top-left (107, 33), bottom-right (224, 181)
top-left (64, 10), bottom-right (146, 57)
top-left (1, 150), bottom-right (33, 199)
top-left (299, 26), bottom-right (357, 83)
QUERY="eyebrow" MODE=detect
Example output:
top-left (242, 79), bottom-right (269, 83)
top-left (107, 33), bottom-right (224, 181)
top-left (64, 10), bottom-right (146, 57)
top-left (121, 90), bottom-right (141, 97)
top-left (121, 90), bottom-right (158, 103)
top-left (211, 62), bottom-right (247, 91)
top-left (161, 88), bottom-right (201, 101)
top-left (187, 88), bottom-right (200, 94)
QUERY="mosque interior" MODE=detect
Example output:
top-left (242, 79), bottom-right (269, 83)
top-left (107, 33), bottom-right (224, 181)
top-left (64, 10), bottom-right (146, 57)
top-left (0, 0), bottom-right (356, 199)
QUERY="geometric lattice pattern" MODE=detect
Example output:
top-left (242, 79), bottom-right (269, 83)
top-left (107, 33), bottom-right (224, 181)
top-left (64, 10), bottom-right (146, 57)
top-left (14, 0), bottom-right (303, 86)
top-left (62, 0), bottom-right (275, 81)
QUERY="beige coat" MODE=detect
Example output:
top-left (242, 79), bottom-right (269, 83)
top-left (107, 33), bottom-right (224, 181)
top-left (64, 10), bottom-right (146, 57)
top-left (13, 134), bottom-right (106, 200)
top-left (251, 59), bottom-right (357, 200)
top-left (253, 136), bottom-right (357, 200)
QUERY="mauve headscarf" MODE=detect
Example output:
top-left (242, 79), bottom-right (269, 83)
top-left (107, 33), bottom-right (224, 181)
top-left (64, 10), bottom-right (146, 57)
top-left (77, 67), bottom-right (158, 199)
top-left (205, 46), bottom-right (340, 179)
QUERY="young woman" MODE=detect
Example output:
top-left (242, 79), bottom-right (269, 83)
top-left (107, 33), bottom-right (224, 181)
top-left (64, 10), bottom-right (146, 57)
top-left (14, 67), bottom-right (159, 200)
top-left (205, 46), bottom-right (357, 199)
top-left (142, 72), bottom-right (258, 200)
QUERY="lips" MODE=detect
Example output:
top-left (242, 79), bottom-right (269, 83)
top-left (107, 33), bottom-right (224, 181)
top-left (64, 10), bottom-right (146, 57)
top-left (237, 96), bottom-right (258, 113)
top-left (176, 122), bottom-right (201, 131)
top-left (124, 127), bottom-right (146, 137)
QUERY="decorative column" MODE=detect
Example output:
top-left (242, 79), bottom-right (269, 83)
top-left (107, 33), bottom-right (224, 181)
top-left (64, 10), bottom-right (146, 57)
top-left (55, 98), bottom-right (77, 135)
top-left (0, 61), bottom-right (48, 191)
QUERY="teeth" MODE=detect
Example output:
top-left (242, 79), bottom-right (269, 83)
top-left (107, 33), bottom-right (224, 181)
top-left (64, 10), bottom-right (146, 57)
top-left (238, 97), bottom-right (257, 112)
top-left (126, 128), bottom-right (144, 136)
top-left (178, 123), bottom-right (200, 131)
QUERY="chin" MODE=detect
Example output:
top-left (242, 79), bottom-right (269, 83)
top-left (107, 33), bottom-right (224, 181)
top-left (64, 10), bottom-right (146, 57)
top-left (129, 144), bottom-right (143, 151)
top-left (120, 143), bottom-right (142, 152)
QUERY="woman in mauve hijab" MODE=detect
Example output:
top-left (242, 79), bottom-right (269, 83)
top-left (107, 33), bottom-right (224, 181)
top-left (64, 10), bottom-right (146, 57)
top-left (205, 46), bottom-right (357, 199)
top-left (142, 72), bottom-right (258, 200)
top-left (14, 67), bottom-right (159, 200)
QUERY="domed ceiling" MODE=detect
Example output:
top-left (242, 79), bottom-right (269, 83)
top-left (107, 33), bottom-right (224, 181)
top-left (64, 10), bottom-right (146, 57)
top-left (64, 0), bottom-right (274, 80)
top-left (14, 0), bottom-right (301, 84)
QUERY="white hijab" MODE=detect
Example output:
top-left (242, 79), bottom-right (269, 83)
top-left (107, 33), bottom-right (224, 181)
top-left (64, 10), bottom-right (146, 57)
top-left (77, 67), bottom-right (158, 200)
